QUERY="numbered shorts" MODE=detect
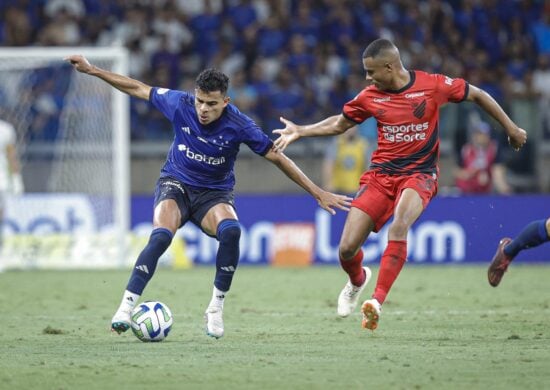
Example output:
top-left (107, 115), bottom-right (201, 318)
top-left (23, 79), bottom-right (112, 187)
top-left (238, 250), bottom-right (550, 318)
top-left (154, 177), bottom-right (235, 235)
top-left (351, 171), bottom-right (438, 232)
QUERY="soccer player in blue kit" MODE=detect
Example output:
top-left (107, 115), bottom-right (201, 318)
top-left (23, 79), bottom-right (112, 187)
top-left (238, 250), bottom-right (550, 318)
top-left (66, 54), bottom-right (352, 339)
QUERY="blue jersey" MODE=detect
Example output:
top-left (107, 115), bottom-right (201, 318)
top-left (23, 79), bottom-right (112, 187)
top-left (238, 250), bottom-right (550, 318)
top-left (150, 87), bottom-right (273, 190)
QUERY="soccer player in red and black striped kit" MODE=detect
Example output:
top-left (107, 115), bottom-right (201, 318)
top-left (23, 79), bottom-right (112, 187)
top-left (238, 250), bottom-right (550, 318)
top-left (273, 38), bottom-right (527, 330)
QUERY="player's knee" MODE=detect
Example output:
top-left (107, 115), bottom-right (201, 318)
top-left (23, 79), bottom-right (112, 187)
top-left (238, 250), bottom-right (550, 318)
top-left (217, 219), bottom-right (241, 244)
top-left (388, 220), bottom-right (409, 240)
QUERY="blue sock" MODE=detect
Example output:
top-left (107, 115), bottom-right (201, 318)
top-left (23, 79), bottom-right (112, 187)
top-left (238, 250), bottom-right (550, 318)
top-left (214, 219), bottom-right (241, 292)
top-left (504, 220), bottom-right (549, 258)
top-left (127, 228), bottom-right (173, 295)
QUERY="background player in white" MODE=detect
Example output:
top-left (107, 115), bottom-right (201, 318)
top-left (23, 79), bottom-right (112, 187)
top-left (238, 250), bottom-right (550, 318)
top-left (0, 118), bottom-right (24, 271)
top-left (65, 54), bottom-right (352, 338)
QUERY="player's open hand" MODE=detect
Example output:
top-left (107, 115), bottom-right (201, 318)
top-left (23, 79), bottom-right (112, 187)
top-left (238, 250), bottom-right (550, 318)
top-left (317, 190), bottom-right (353, 215)
top-left (272, 117), bottom-right (300, 153)
top-left (64, 55), bottom-right (93, 74)
top-left (508, 128), bottom-right (527, 151)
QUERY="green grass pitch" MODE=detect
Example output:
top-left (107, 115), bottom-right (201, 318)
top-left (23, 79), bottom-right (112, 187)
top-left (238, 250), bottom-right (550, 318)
top-left (1, 265), bottom-right (549, 389)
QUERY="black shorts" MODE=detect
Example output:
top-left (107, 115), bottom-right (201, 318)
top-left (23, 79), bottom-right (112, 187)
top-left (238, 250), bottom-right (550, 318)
top-left (154, 177), bottom-right (235, 235)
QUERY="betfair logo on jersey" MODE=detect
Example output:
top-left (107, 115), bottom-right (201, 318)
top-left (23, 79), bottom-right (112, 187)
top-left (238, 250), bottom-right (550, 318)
top-left (177, 144), bottom-right (226, 165)
top-left (382, 122), bottom-right (429, 143)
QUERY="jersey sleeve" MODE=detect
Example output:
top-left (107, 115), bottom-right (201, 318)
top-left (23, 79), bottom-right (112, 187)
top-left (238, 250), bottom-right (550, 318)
top-left (433, 74), bottom-right (469, 104)
top-left (342, 90), bottom-right (372, 124)
top-left (149, 87), bottom-right (189, 121)
top-left (241, 123), bottom-right (273, 156)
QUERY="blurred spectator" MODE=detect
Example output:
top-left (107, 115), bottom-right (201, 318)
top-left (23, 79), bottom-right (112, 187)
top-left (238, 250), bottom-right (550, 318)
top-left (322, 126), bottom-right (369, 194)
top-left (532, 11), bottom-right (550, 54)
top-left (495, 133), bottom-right (539, 194)
top-left (454, 121), bottom-right (509, 194)
top-left (2, 6), bottom-right (33, 46)
top-left (44, 0), bottom-right (84, 19)
top-left (533, 54), bottom-right (550, 140)
top-left (227, 69), bottom-right (258, 114)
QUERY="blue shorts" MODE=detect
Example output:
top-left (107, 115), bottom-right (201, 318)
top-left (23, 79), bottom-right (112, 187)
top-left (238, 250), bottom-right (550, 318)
top-left (154, 177), bottom-right (235, 235)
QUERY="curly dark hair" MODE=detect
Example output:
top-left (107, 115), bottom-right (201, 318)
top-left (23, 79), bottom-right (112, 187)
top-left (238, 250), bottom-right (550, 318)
top-left (195, 68), bottom-right (229, 95)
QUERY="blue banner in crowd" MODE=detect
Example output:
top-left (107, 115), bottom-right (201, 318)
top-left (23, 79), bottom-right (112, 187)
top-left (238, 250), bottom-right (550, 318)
top-left (131, 194), bottom-right (549, 265)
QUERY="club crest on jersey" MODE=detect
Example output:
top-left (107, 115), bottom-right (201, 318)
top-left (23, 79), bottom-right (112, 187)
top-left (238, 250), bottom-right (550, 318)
top-left (411, 99), bottom-right (427, 119)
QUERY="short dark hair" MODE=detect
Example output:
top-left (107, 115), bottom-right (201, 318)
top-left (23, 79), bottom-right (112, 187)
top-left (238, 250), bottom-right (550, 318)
top-left (362, 38), bottom-right (396, 59)
top-left (195, 68), bottom-right (229, 95)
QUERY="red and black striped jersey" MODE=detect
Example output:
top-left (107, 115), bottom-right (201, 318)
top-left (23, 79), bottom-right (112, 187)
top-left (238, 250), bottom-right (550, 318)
top-left (343, 70), bottom-right (468, 176)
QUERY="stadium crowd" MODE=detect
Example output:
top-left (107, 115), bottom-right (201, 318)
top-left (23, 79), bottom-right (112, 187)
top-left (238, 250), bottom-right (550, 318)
top-left (1, 0), bottom-right (549, 192)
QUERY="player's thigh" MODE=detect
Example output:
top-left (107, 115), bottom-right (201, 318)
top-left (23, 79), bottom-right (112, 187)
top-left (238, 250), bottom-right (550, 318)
top-left (200, 203), bottom-right (238, 237)
top-left (339, 207), bottom-right (375, 257)
top-left (153, 199), bottom-right (182, 233)
top-left (351, 178), bottom-right (394, 233)
top-left (391, 188), bottom-right (425, 239)
top-left (391, 173), bottom-right (437, 236)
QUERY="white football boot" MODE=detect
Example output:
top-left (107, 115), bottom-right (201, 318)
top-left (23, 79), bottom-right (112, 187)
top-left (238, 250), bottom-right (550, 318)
top-left (204, 306), bottom-right (224, 339)
top-left (111, 308), bottom-right (132, 334)
top-left (337, 267), bottom-right (372, 317)
top-left (361, 298), bottom-right (382, 330)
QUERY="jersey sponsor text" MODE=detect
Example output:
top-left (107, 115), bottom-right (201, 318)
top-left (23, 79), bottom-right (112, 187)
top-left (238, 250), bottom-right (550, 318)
top-left (177, 144), bottom-right (226, 165)
top-left (382, 122), bottom-right (429, 143)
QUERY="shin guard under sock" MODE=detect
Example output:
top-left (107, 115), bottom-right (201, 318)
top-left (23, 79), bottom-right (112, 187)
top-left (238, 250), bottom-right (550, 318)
top-left (373, 240), bottom-right (407, 304)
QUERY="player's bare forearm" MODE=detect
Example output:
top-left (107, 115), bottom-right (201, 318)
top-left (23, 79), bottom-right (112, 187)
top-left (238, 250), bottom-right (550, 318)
top-left (90, 67), bottom-right (151, 100)
top-left (298, 115), bottom-right (354, 137)
top-left (467, 86), bottom-right (515, 133)
top-left (264, 149), bottom-right (352, 214)
top-left (273, 115), bottom-right (355, 153)
top-left (466, 84), bottom-right (527, 150)
top-left (65, 55), bottom-right (151, 100)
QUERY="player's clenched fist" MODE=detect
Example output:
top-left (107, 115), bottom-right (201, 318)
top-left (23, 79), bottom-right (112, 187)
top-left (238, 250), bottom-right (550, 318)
top-left (508, 127), bottom-right (527, 151)
top-left (64, 55), bottom-right (93, 74)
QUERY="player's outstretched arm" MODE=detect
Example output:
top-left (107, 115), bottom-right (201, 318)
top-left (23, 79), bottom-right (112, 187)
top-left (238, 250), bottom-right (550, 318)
top-left (264, 148), bottom-right (352, 215)
top-left (466, 84), bottom-right (527, 151)
top-left (272, 114), bottom-right (356, 153)
top-left (64, 55), bottom-right (152, 100)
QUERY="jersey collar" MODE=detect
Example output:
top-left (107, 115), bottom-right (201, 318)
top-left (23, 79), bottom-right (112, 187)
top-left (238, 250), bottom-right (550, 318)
top-left (384, 70), bottom-right (416, 94)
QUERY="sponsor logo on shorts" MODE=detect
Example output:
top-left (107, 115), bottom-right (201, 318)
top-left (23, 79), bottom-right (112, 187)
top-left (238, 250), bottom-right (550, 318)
top-left (163, 180), bottom-right (185, 194)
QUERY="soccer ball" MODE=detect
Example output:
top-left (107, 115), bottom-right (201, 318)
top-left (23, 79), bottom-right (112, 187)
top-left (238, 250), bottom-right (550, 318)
top-left (131, 301), bottom-right (173, 342)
